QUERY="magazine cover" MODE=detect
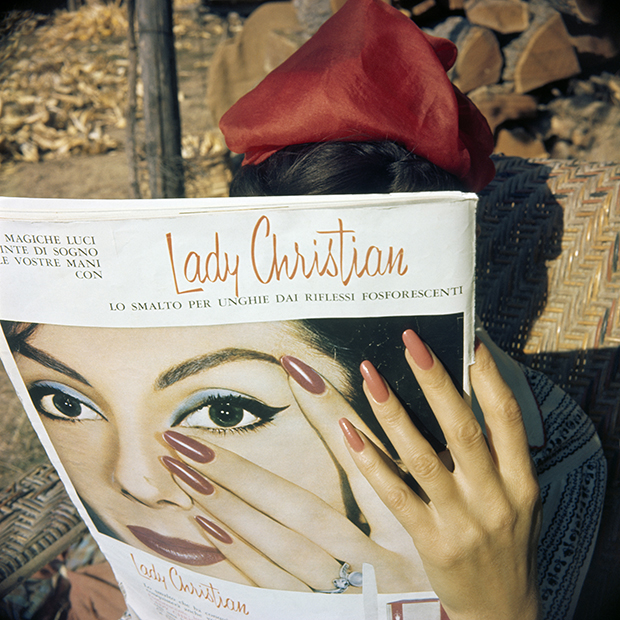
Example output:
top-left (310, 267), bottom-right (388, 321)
top-left (0, 192), bottom-right (475, 620)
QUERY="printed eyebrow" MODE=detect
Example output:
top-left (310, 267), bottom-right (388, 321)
top-left (16, 343), bottom-right (92, 387)
top-left (156, 348), bottom-right (281, 390)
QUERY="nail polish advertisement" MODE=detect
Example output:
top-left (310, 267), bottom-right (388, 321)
top-left (0, 188), bottom-right (474, 620)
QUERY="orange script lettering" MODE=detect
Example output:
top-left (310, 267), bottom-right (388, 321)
top-left (167, 232), bottom-right (240, 296)
top-left (251, 216), bottom-right (408, 286)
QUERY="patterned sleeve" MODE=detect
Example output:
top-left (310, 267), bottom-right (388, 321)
top-left (521, 365), bottom-right (607, 620)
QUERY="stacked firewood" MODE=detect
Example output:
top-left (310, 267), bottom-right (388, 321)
top-left (403, 0), bottom-right (619, 156)
top-left (208, 0), bottom-right (618, 161)
top-left (405, 0), bottom-right (617, 95)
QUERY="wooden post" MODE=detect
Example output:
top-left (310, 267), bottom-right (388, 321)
top-left (137, 0), bottom-right (185, 198)
top-left (126, 0), bottom-right (141, 199)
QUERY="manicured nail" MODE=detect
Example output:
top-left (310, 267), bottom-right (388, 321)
top-left (402, 329), bottom-right (434, 370)
top-left (160, 456), bottom-right (214, 495)
top-left (163, 430), bottom-right (215, 464)
top-left (474, 336), bottom-right (482, 352)
top-left (195, 516), bottom-right (233, 544)
top-left (339, 418), bottom-right (365, 453)
top-left (280, 355), bottom-right (326, 394)
top-left (360, 361), bottom-right (389, 403)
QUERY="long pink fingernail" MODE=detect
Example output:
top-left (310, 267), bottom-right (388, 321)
top-left (160, 456), bottom-right (214, 495)
top-left (402, 329), bottom-right (434, 370)
top-left (195, 516), bottom-right (233, 544)
top-left (339, 418), bottom-right (364, 452)
top-left (163, 430), bottom-right (215, 464)
top-left (360, 361), bottom-right (389, 403)
top-left (280, 355), bottom-right (326, 394)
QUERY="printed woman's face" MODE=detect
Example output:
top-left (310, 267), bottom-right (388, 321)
top-left (15, 322), bottom-right (351, 578)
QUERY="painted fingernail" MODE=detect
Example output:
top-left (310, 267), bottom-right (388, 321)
top-left (360, 361), bottom-right (389, 403)
top-left (474, 336), bottom-right (482, 352)
top-left (163, 430), bottom-right (215, 464)
top-left (402, 329), bottom-right (434, 370)
top-left (280, 355), bottom-right (326, 394)
top-left (160, 456), bottom-right (214, 495)
top-left (195, 516), bottom-right (233, 544)
top-left (339, 418), bottom-right (365, 453)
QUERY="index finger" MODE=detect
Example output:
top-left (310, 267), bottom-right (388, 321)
top-left (280, 355), bottom-right (388, 456)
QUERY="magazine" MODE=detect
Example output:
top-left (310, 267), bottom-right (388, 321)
top-left (0, 192), bottom-right (475, 620)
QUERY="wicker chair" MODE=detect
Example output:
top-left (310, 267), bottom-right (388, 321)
top-left (1, 156), bottom-right (619, 617)
top-left (0, 463), bottom-right (86, 598)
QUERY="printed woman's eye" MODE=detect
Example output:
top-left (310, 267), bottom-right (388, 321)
top-left (172, 389), bottom-right (288, 433)
top-left (28, 381), bottom-right (105, 422)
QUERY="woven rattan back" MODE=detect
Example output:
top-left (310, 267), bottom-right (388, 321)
top-left (477, 157), bottom-right (620, 478)
top-left (0, 463), bottom-right (86, 597)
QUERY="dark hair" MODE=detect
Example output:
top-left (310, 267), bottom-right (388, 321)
top-left (229, 141), bottom-right (466, 197)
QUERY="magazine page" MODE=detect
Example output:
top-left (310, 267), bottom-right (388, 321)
top-left (0, 192), bottom-right (474, 620)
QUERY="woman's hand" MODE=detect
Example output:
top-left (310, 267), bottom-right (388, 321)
top-left (161, 430), bottom-right (344, 591)
top-left (341, 330), bottom-right (542, 620)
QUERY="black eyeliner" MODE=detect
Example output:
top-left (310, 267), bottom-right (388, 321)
top-left (28, 381), bottom-right (107, 422)
top-left (171, 390), bottom-right (288, 432)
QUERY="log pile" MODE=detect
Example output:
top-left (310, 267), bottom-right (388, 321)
top-left (419, 1), bottom-right (614, 98)
top-left (206, 0), bottom-right (618, 161)
top-left (408, 0), bottom-right (619, 157)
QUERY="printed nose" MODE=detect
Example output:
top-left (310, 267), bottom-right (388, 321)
top-left (113, 433), bottom-right (193, 510)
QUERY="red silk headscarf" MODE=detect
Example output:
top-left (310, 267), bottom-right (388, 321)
top-left (219, 0), bottom-right (495, 192)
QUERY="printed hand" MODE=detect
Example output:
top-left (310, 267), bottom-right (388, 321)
top-left (279, 354), bottom-right (429, 583)
top-left (341, 330), bottom-right (542, 620)
top-left (159, 357), bottom-right (430, 594)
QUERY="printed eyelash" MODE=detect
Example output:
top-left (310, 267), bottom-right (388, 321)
top-left (194, 418), bottom-right (278, 436)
